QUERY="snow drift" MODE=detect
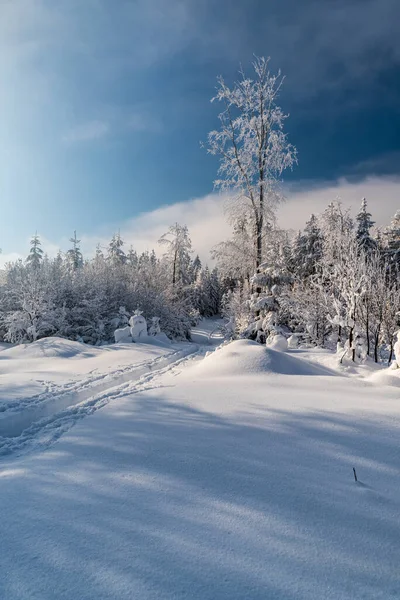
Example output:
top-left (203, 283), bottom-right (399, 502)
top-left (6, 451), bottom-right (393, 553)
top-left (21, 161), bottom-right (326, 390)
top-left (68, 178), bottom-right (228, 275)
top-left (190, 339), bottom-right (337, 377)
top-left (0, 337), bottom-right (100, 360)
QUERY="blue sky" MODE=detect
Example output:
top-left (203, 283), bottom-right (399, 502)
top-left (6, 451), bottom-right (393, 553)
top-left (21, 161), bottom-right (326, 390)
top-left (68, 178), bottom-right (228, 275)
top-left (1, 0), bottom-right (400, 262)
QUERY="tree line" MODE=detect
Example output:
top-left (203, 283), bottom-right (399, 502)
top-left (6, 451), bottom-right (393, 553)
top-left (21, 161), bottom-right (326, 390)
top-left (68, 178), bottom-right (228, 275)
top-left (0, 225), bottom-right (221, 343)
top-left (0, 56), bottom-right (399, 362)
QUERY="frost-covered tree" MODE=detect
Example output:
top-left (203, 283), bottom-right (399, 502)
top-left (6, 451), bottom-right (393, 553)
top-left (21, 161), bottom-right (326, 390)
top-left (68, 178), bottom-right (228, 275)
top-left (221, 280), bottom-right (252, 337)
top-left (382, 282), bottom-right (400, 364)
top-left (206, 56), bottom-right (296, 272)
top-left (322, 234), bottom-right (367, 362)
top-left (159, 223), bottom-right (192, 287)
top-left (189, 255), bottom-right (202, 283)
top-left (320, 201), bottom-right (353, 265)
top-left (212, 216), bottom-right (255, 283)
top-left (66, 231), bottom-right (83, 271)
top-left (355, 198), bottom-right (376, 254)
top-left (108, 233), bottom-right (126, 265)
top-left (26, 233), bottom-right (44, 270)
top-left (296, 214), bottom-right (323, 277)
top-left (384, 210), bottom-right (400, 272)
top-left (127, 246), bottom-right (138, 268)
top-left (193, 266), bottom-right (222, 317)
top-left (284, 277), bottom-right (329, 346)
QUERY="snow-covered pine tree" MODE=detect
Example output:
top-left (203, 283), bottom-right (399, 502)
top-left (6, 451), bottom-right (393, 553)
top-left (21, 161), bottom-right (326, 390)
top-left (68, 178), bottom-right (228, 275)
top-left (189, 255), bottom-right (202, 284)
top-left (355, 198), bottom-right (376, 254)
top-left (26, 233), bottom-right (44, 270)
top-left (108, 232), bottom-right (126, 265)
top-left (209, 268), bottom-right (222, 315)
top-left (289, 231), bottom-right (304, 275)
top-left (94, 244), bottom-right (104, 263)
top-left (127, 246), bottom-right (138, 268)
top-left (301, 214), bottom-right (323, 277)
top-left (384, 210), bottom-right (400, 273)
top-left (66, 231), bottom-right (83, 271)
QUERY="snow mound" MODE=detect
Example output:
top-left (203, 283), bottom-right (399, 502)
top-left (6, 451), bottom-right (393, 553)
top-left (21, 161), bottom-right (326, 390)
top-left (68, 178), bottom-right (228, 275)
top-left (191, 339), bottom-right (337, 377)
top-left (367, 368), bottom-right (400, 388)
top-left (267, 333), bottom-right (288, 352)
top-left (0, 337), bottom-right (99, 360)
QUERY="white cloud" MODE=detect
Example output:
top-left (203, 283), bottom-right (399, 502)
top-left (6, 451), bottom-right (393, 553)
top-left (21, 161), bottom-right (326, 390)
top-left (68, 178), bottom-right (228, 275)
top-left (79, 193), bottom-right (231, 265)
top-left (74, 175), bottom-right (400, 265)
top-left (62, 120), bottom-right (110, 144)
top-left (280, 176), bottom-right (400, 231)
top-left (1, 176), bottom-right (399, 269)
top-left (0, 252), bottom-right (24, 267)
top-left (109, 175), bottom-right (400, 263)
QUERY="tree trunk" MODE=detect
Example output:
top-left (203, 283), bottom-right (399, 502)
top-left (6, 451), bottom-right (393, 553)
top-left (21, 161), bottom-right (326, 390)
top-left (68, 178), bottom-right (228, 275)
top-left (254, 216), bottom-right (263, 318)
top-left (374, 327), bottom-right (380, 363)
top-left (349, 325), bottom-right (355, 362)
top-left (388, 337), bottom-right (394, 365)
top-left (255, 216), bottom-right (263, 275)
top-left (172, 248), bottom-right (178, 287)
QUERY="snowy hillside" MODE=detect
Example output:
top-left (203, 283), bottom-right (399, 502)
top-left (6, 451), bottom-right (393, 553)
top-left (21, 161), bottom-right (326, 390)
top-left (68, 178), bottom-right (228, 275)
top-left (0, 330), bottom-right (399, 599)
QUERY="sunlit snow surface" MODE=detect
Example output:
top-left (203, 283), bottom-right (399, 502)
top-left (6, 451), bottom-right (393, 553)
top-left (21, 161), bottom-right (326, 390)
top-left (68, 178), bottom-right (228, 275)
top-left (0, 324), bottom-right (399, 599)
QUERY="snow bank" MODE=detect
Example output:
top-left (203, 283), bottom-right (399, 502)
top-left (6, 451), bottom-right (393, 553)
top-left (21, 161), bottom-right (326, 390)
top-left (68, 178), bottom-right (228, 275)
top-left (0, 337), bottom-right (99, 360)
top-left (367, 368), bottom-right (400, 388)
top-left (191, 339), bottom-right (337, 377)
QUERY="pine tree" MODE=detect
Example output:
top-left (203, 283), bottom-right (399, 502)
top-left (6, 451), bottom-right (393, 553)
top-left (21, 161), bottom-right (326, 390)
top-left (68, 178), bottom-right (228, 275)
top-left (299, 214), bottom-right (323, 277)
top-left (289, 231), bottom-right (304, 275)
top-left (355, 198), bottom-right (376, 254)
top-left (26, 233), bottom-right (44, 269)
top-left (95, 244), bottom-right (104, 262)
top-left (127, 246), bottom-right (138, 268)
top-left (108, 232), bottom-right (126, 266)
top-left (384, 210), bottom-right (400, 272)
top-left (189, 255), bottom-right (202, 283)
top-left (209, 268), bottom-right (222, 315)
top-left (66, 231), bottom-right (83, 271)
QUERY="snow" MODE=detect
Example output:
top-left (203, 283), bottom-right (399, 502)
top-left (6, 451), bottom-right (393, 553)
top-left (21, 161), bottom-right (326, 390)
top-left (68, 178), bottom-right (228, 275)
top-left (190, 339), bottom-right (337, 377)
top-left (0, 336), bottom-right (98, 360)
top-left (266, 332), bottom-right (288, 352)
top-left (0, 336), bottom-right (196, 448)
top-left (0, 325), bottom-right (400, 599)
top-left (129, 314), bottom-right (148, 341)
top-left (190, 317), bottom-right (225, 346)
top-left (114, 326), bottom-right (132, 343)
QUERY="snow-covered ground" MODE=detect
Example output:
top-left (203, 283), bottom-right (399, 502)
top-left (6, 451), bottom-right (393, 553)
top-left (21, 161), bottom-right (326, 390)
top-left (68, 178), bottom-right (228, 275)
top-left (0, 328), bottom-right (399, 599)
top-left (0, 336), bottom-right (198, 455)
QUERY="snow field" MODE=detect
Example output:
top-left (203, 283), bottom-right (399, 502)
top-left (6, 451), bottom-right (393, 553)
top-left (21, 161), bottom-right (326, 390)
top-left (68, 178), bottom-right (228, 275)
top-left (0, 336), bottom-right (399, 598)
top-left (0, 337), bottom-right (198, 457)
